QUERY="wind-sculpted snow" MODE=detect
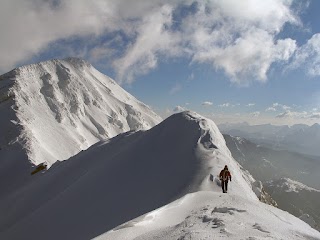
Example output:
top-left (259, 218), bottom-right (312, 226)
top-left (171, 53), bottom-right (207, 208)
top-left (0, 57), bottom-right (161, 166)
top-left (99, 192), bottom-right (320, 240)
top-left (1, 112), bottom-right (319, 240)
top-left (0, 111), bottom-right (257, 240)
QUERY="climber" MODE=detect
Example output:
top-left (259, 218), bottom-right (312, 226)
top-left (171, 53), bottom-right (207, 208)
top-left (219, 165), bottom-right (231, 193)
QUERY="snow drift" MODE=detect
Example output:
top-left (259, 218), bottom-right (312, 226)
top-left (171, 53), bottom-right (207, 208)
top-left (0, 111), bottom-right (254, 239)
top-left (1, 111), bottom-right (319, 240)
top-left (99, 191), bottom-right (320, 240)
top-left (0, 57), bottom-right (161, 166)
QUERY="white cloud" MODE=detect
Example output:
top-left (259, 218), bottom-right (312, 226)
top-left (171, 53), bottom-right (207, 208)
top-left (246, 103), bottom-right (255, 107)
top-left (219, 103), bottom-right (231, 107)
top-left (276, 111), bottom-right (291, 118)
top-left (291, 33), bottom-right (320, 76)
top-left (266, 107), bottom-right (277, 112)
top-left (202, 101), bottom-right (213, 106)
top-left (268, 103), bottom-right (291, 111)
top-left (276, 110), bottom-right (307, 118)
top-left (250, 111), bottom-right (260, 117)
top-left (184, 0), bottom-right (298, 84)
top-left (169, 83), bottom-right (182, 95)
top-left (309, 112), bottom-right (320, 119)
top-left (188, 73), bottom-right (194, 81)
top-left (282, 105), bottom-right (291, 110)
top-left (0, 0), bottom-right (124, 72)
top-left (275, 110), bottom-right (320, 119)
top-left (273, 103), bottom-right (280, 107)
top-left (0, 0), bottom-right (310, 85)
top-left (173, 105), bottom-right (186, 112)
top-left (113, 4), bottom-right (183, 83)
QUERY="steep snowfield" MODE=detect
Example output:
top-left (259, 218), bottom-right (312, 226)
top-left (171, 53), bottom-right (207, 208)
top-left (1, 112), bottom-right (319, 240)
top-left (0, 57), bottom-right (161, 166)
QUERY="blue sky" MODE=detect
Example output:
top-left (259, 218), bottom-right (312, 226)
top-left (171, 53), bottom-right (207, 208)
top-left (1, 0), bottom-right (320, 125)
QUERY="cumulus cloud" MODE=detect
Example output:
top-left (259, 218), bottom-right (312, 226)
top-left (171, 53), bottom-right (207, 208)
top-left (246, 103), bottom-right (255, 107)
top-left (273, 103), bottom-right (280, 107)
top-left (219, 103), bottom-right (231, 107)
top-left (276, 110), bottom-right (307, 118)
top-left (281, 105), bottom-right (291, 110)
top-left (0, 0), bottom-right (123, 72)
top-left (250, 111), bottom-right (260, 117)
top-left (266, 107), bottom-right (277, 112)
top-left (291, 33), bottom-right (320, 76)
top-left (268, 103), bottom-right (291, 111)
top-left (309, 112), bottom-right (320, 119)
top-left (0, 0), bottom-right (310, 85)
top-left (202, 101), bottom-right (213, 106)
top-left (183, 0), bottom-right (298, 84)
top-left (113, 4), bottom-right (183, 83)
top-left (275, 109), bottom-right (320, 119)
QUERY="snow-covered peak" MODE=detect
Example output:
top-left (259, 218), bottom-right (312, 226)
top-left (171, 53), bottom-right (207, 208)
top-left (0, 58), bottom-right (162, 166)
top-left (267, 178), bottom-right (320, 193)
top-left (1, 111), bottom-right (319, 239)
top-left (180, 111), bottom-right (232, 156)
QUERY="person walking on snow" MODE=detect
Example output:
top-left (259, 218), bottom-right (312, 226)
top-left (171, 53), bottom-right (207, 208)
top-left (219, 165), bottom-right (231, 193)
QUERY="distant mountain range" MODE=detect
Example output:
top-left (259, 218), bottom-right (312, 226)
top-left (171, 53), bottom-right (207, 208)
top-left (224, 134), bottom-right (320, 230)
top-left (265, 178), bottom-right (320, 231)
top-left (223, 134), bottom-right (320, 189)
top-left (219, 122), bottom-right (320, 157)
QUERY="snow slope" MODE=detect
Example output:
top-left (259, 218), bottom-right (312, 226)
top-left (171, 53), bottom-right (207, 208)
top-left (98, 191), bottom-right (320, 240)
top-left (1, 111), bottom-right (319, 240)
top-left (0, 57), bottom-right (161, 166)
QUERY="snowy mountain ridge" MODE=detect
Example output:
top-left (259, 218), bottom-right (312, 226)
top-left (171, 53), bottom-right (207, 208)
top-left (0, 57), bottom-right (319, 239)
top-left (0, 57), bottom-right (161, 166)
top-left (1, 111), bottom-right (319, 239)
